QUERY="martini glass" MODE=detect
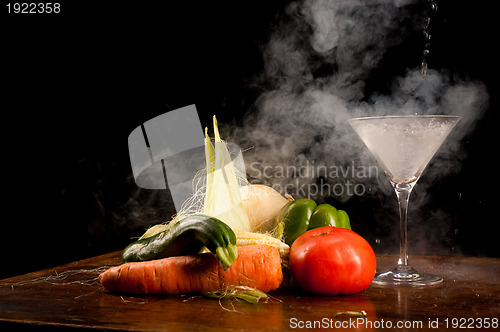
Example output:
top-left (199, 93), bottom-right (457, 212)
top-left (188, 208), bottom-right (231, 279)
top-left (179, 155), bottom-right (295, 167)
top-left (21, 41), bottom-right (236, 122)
top-left (348, 115), bottom-right (460, 286)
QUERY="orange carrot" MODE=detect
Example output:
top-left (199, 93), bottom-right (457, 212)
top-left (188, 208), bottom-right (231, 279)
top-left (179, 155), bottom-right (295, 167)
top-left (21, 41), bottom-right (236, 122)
top-left (99, 245), bottom-right (283, 294)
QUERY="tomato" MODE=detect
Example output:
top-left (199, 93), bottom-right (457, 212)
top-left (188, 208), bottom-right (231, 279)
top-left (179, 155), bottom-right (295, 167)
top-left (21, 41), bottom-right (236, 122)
top-left (289, 226), bottom-right (376, 295)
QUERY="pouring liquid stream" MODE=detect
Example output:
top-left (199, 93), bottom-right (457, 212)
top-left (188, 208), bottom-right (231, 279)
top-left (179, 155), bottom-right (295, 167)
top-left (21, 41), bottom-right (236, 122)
top-left (421, 0), bottom-right (438, 75)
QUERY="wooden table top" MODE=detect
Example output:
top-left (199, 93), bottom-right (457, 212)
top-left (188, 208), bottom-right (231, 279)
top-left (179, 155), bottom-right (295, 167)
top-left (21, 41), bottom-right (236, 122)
top-left (1, 252), bottom-right (498, 331)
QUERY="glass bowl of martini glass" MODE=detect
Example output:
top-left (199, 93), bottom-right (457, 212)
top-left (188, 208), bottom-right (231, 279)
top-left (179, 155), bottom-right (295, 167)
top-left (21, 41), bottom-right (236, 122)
top-left (348, 115), bottom-right (461, 286)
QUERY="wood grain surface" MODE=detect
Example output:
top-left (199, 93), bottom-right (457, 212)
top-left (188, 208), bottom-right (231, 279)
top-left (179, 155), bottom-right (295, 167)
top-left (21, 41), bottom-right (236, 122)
top-left (1, 252), bottom-right (498, 331)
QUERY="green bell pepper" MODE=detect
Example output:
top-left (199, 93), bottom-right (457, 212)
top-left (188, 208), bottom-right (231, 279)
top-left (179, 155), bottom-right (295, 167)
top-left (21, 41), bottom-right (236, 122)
top-left (276, 198), bottom-right (351, 246)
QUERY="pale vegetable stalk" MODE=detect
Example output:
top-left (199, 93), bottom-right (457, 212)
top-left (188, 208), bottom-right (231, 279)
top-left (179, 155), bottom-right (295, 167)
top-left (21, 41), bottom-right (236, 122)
top-left (203, 116), bottom-right (251, 232)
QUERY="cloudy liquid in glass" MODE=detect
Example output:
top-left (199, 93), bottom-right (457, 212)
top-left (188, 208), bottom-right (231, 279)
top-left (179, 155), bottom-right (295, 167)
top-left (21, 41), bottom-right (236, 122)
top-left (349, 116), bottom-right (460, 184)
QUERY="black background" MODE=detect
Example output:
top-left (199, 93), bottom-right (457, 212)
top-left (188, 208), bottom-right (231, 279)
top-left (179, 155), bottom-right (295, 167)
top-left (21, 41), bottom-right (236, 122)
top-left (1, 0), bottom-right (498, 279)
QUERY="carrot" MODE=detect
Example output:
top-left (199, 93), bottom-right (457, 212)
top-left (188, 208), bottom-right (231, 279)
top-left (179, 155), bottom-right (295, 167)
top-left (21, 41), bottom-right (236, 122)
top-left (99, 245), bottom-right (283, 294)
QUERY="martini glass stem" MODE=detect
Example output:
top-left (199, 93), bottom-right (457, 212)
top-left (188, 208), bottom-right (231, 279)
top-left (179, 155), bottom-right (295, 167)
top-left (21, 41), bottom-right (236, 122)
top-left (393, 181), bottom-right (416, 268)
top-left (372, 179), bottom-right (443, 285)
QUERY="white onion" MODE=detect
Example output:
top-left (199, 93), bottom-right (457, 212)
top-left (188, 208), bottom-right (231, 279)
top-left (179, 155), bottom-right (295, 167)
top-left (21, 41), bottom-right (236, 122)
top-left (240, 184), bottom-right (292, 233)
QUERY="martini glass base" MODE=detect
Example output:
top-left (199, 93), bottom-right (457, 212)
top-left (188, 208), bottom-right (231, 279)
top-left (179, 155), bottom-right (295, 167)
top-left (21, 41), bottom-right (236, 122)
top-left (372, 265), bottom-right (443, 286)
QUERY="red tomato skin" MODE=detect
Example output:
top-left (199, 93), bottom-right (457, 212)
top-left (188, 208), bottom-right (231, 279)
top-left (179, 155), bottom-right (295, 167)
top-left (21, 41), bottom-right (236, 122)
top-left (289, 226), bottom-right (376, 295)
